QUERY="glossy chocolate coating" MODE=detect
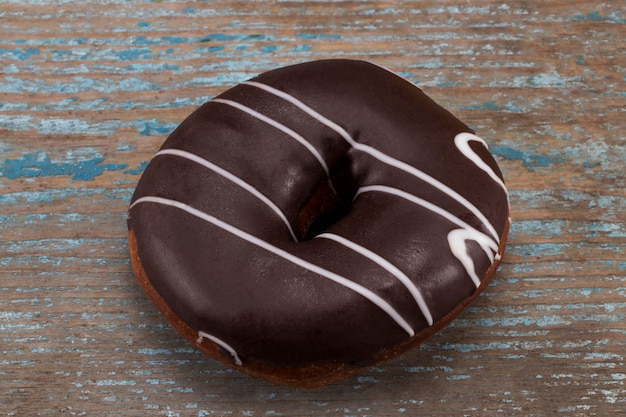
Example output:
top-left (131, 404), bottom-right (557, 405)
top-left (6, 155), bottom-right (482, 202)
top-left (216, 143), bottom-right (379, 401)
top-left (128, 59), bottom-right (509, 366)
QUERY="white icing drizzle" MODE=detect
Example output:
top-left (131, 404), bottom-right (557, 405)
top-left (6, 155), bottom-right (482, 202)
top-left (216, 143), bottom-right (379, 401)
top-left (451, 132), bottom-right (511, 285)
top-left (454, 132), bottom-right (511, 218)
top-left (197, 330), bottom-right (242, 366)
top-left (356, 185), bottom-right (498, 252)
top-left (212, 98), bottom-right (332, 179)
top-left (130, 196), bottom-right (415, 337)
top-left (242, 81), bottom-right (500, 243)
top-left (155, 148), bottom-right (298, 242)
top-left (447, 229), bottom-right (485, 287)
top-left (316, 232), bottom-right (433, 326)
top-left (454, 133), bottom-right (508, 194)
top-left (356, 185), bottom-right (499, 289)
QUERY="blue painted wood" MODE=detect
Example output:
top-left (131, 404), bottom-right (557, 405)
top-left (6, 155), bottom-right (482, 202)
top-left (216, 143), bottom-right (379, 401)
top-left (1, 0), bottom-right (624, 415)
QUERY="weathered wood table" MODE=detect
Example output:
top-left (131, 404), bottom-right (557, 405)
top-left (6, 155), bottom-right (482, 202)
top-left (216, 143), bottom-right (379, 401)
top-left (1, 1), bottom-right (624, 415)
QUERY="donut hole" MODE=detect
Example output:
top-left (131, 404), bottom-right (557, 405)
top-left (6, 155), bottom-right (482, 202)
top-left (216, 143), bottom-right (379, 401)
top-left (302, 190), bottom-right (353, 240)
top-left (298, 157), bottom-right (357, 241)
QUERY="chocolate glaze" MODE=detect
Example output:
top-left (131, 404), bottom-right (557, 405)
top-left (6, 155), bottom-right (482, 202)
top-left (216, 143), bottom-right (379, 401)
top-left (128, 59), bottom-right (509, 366)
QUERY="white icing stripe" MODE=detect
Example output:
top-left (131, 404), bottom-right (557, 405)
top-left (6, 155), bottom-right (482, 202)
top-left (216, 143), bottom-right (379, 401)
top-left (316, 232), bottom-right (433, 326)
top-left (212, 98), bottom-right (331, 177)
top-left (447, 230), bottom-right (483, 287)
top-left (359, 146), bottom-right (499, 243)
top-left (243, 81), bottom-right (353, 144)
top-left (454, 132), bottom-right (511, 213)
top-left (356, 185), bottom-right (498, 252)
top-left (242, 81), bottom-right (500, 242)
top-left (356, 185), bottom-right (498, 288)
top-left (197, 330), bottom-right (242, 366)
top-left (454, 133), bottom-right (508, 192)
top-left (155, 148), bottom-right (298, 242)
top-left (130, 196), bottom-right (415, 337)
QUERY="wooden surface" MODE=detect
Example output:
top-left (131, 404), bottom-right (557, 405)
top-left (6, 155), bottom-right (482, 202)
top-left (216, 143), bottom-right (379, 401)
top-left (1, 0), bottom-right (625, 415)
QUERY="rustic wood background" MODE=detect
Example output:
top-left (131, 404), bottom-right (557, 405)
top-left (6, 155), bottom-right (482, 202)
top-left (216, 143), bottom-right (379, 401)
top-left (1, 0), bottom-right (624, 415)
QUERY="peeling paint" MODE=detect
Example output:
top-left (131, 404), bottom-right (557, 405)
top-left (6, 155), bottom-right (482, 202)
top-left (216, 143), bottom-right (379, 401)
top-left (0, 152), bottom-right (126, 181)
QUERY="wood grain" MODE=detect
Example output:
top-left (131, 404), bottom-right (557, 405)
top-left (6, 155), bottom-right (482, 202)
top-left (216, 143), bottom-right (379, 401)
top-left (1, 0), bottom-right (624, 415)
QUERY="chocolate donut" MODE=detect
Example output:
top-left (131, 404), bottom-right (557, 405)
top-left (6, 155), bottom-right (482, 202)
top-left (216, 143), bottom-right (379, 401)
top-left (127, 59), bottom-right (510, 387)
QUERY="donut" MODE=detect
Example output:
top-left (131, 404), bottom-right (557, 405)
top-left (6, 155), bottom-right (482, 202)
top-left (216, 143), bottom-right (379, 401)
top-left (127, 59), bottom-right (510, 387)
